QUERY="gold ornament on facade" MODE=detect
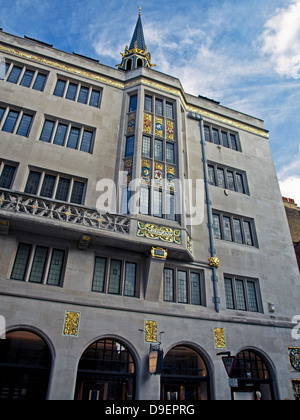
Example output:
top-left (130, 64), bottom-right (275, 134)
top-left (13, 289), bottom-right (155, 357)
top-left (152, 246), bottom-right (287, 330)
top-left (209, 257), bottom-right (220, 268)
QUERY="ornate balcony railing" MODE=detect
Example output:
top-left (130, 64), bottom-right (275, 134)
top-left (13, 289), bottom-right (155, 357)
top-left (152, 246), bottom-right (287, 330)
top-left (0, 189), bottom-right (130, 235)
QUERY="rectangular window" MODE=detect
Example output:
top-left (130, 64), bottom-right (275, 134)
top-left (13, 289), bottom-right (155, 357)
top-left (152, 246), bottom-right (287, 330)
top-left (40, 174), bottom-right (56, 198)
top-left (0, 108), bottom-right (5, 123)
top-left (108, 260), bottom-right (122, 295)
top-left (89, 90), bottom-right (101, 108)
top-left (236, 173), bottom-right (245, 194)
top-left (11, 243), bottom-right (32, 281)
top-left (247, 281), bottom-right (258, 312)
top-left (204, 124), bottom-right (240, 151)
top-left (55, 178), bottom-right (70, 202)
top-left (124, 262), bottom-right (136, 297)
top-left (223, 216), bottom-right (233, 242)
top-left (212, 214), bottom-right (222, 239)
top-left (166, 102), bottom-right (174, 119)
top-left (208, 165), bottom-right (216, 186)
top-left (16, 114), bottom-right (33, 137)
top-left (224, 278), bottom-right (234, 309)
top-left (80, 130), bottom-right (93, 153)
top-left (66, 83), bottom-right (78, 101)
top-left (53, 123), bottom-right (68, 146)
top-left (129, 95), bottom-right (137, 112)
top-left (67, 127), bottom-right (80, 149)
top-left (2, 110), bottom-right (19, 133)
top-left (0, 165), bottom-right (16, 189)
top-left (92, 257), bottom-right (107, 293)
top-left (25, 171), bottom-right (41, 195)
top-left (33, 73), bottom-right (47, 91)
top-left (204, 125), bottom-right (211, 143)
top-left (70, 181), bottom-right (85, 205)
top-left (224, 276), bottom-right (261, 312)
top-left (191, 272), bottom-right (201, 306)
top-left (166, 143), bottom-right (175, 164)
top-left (144, 95), bottom-right (152, 112)
top-left (217, 168), bottom-right (226, 188)
top-left (125, 136), bottom-right (135, 157)
top-left (54, 79), bottom-right (66, 97)
top-left (155, 98), bottom-right (163, 116)
top-left (243, 221), bottom-right (254, 246)
top-left (7, 66), bottom-right (22, 84)
top-left (164, 268), bottom-right (174, 302)
top-left (166, 192), bottom-right (175, 221)
top-left (212, 212), bottom-right (257, 247)
top-left (140, 187), bottom-right (150, 215)
top-left (20, 69), bottom-right (34, 88)
top-left (227, 171), bottom-right (235, 191)
top-left (235, 279), bottom-right (246, 311)
top-left (233, 219), bottom-right (243, 244)
top-left (212, 128), bottom-right (220, 145)
top-left (153, 190), bottom-right (162, 218)
top-left (154, 139), bottom-right (163, 161)
top-left (29, 246), bottom-right (48, 284)
top-left (40, 120), bottom-right (55, 143)
top-left (11, 243), bottom-right (65, 286)
top-left (142, 136), bottom-right (151, 158)
top-left (230, 134), bottom-right (238, 150)
top-left (221, 131), bottom-right (229, 148)
top-left (78, 86), bottom-right (89, 104)
top-left (177, 271), bottom-right (188, 304)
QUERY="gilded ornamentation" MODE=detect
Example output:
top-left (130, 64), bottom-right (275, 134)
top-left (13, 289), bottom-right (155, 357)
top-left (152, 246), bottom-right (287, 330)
top-left (166, 120), bottom-right (174, 140)
top-left (209, 257), bottom-right (220, 269)
top-left (127, 112), bottom-right (136, 134)
top-left (292, 380), bottom-right (300, 400)
top-left (124, 159), bottom-right (133, 183)
top-left (144, 113), bottom-right (152, 134)
top-left (166, 166), bottom-right (175, 190)
top-left (151, 247), bottom-right (168, 260)
top-left (63, 311), bottom-right (81, 337)
top-left (187, 235), bottom-right (193, 253)
top-left (288, 347), bottom-right (300, 372)
top-left (145, 320), bottom-right (158, 343)
top-left (154, 162), bottom-right (163, 187)
top-left (214, 328), bottom-right (226, 349)
top-left (141, 159), bottom-right (150, 184)
top-left (137, 221), bottom-right (182, 245)
top-left (155, 117), bottom-right (163, 137)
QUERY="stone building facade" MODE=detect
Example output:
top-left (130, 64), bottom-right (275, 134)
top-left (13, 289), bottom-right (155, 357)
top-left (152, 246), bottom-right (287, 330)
top-left (0, 13), bottom-right (299, 400)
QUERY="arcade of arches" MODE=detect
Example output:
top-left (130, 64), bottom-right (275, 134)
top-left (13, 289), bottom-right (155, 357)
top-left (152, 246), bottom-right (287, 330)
top-left (0, 330), bottom-right (276, 400)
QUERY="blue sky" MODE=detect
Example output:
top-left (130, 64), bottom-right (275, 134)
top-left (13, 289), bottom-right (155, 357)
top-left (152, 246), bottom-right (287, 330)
top-left (1, 0), bottom-right (300, 204)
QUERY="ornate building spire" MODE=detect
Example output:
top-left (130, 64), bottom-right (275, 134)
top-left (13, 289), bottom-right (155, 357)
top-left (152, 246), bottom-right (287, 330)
top-left (117, 8), bottom-right (155, 71)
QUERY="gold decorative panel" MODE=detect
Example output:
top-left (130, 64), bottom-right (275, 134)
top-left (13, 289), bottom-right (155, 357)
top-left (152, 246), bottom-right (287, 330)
top-left (166, 166), bottom-right (175, 190)
top-left (141, 159), bottom-right (150, 184)
top-left (63, 311), bottom-right (81, 337)
top-left (214, 327), bottom-right (226, 349)
top-left (144, 113), bottom-right (152, 134)
top-left (127, 112), bottom-right (136, 134)
top-left (124, 159), bottom-right (133, 183)
top-left (145, 320), bottom-right (158, 343)
top-left (166, 120), bottom-right (174, 140)
top-left (155, 117), bottom-right (163, 137)
top-left (154, 162), bottom-right (163, 187)
top-left (137, 221), bottom-right (182, 245)
top-left (151, 247), bottom-right (168, 260)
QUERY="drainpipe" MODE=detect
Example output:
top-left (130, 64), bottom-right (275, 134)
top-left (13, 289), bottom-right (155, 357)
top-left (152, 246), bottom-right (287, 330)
top-left (199, 115), bottom-right (220, 313)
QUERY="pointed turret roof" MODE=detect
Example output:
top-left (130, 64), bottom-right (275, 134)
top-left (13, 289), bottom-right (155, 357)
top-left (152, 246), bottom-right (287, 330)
top-left (129, 13), bottom-right (146, 50)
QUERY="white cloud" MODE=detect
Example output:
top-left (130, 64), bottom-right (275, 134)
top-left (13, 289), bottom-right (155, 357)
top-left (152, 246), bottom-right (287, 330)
top-left (280, 177), bottom-right (300, 205)
top-left (260, 0), bottom-right (300, 79)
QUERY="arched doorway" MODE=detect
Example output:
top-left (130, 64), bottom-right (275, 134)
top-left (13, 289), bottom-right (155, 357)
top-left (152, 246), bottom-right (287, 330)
top-left (161, 345), bottom-right (210, 401)
top-left (231, 349), bottom-right (275, 400)
top-left (0, 330), bottom-right (52, 400)
top-left (75, 338), bottom-right (136, 401)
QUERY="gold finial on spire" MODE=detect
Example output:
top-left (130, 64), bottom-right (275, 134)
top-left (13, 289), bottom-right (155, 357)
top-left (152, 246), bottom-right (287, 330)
top-left (138, 6), bottom-right (142, 16)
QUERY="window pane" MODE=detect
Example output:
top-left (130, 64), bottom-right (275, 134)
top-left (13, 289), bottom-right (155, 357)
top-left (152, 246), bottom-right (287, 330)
top-left (208, 165), bottom-right (216, 186)
top-left (142, 136), bottom-right (151, 158)
top-left (212, 214), bottom-right (221, 239)
top-left (124, 262), bottom-right (136, 297)
top-left (217, 168), bottom-right (225, 188)
top-left (155, 98), bottom-right (163, 115)
top-left (108, 260), bottom-right (122, 294)
top-left (7, 66), bottom-right (22, 84)
top-left (164, 268), bottom-right (174, 302)
top-left (29, 246), bottom-right (48, 284)
top-left (125, 136), bottom-right (134, 157)
top-left (40, 174), bottom-right (56, 198)
top-left (223, 216), bottom-right (233, 242)
top-left (230, 134), bottom-right (238, 150)
top-left (236, 173), bottom-right (245, 194)
top-left (2, 110), bottom-right (19, 133)
top-left (166, 143), bottom-right (175, 164)
top-left (166, 193), bottom-right (175, 221)
top-left (66, 83), bottom-right (78, 100)
top-left (153, 190), bottom-right (162, 218)
top-left (121, 187), bottom-right (130, 215)
top-left (247, 281), bottom-right (258, 312)
top-left (92, 257), bottom-right (107, 292)
top-left (89, 90), bottom-right (100, 107)
top-left (55, 178), bottom-right (70, 202)
top-left (0, 107), bottom-right (5, 122)
top-left (191, 272), bottom-right (201, 306)
top-left (177, 271), bottom-right (188, 303)
top-left (166, 102), bottom-right (174, 119)
top-left (243, 221), bottom-right (254, 246)
top-left (16, 114), bottom-right (33, 137)
top-left (20, 69), bottom-right (34, 87)
top-left (212, 128), bottom-right (220, 145)
top-left (222, 131), bottom-right (229, 148)
top-left (70, 181), bottom-right (85, 204)
top-left (25, 171), bottom-right (41, 195)
top-left (77, 86), bottom-right (89, 104)
top-left (154, 139), bottom-right (163, 161)
top-left (233, 219), bottom-right (243, 244)
top-left (11, 243), bottom-right (32, 281)
top-left (236, 280), bottom-right (246, 311)
top-left (204, 126), bottom-right (211, 143)
top-left (47, 249), bottom-right (65, 286)
top-left (129, 95), bottom-right (137, 112)
top-left (140, 187), bottom-right (149, 215)
top-left (227, 171), bottom-right (235, 191)
top-left (53, 123), bottom-right (68, 146)
top-left (54, 79), bottom-right (66, 97)
top-left (80, 130), bottom-right (93, 153)
top-left (224, 278), bottom-right (234, 309)
top-left (144, 95), bottom-right (152, 112)
top-left (40, 120), bottom-right (55, 143)
top-left (33, 73), bottom-right (47, 91)
top-left (67, 127), bottom-right (80, 149)
top-left (0, 165), bottom-right (16, 189)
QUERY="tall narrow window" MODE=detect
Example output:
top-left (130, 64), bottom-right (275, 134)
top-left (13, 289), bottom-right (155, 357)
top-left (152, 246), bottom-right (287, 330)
top-left (25, 171), bottom-right (41, 195)
top-left (191, 272), bottom-right (201, 306)
top-left (11, 243), bottom-right (32, 281)
top-left (224, 278), bottom-right (234, 309)
top-left (153, 190), bottom-right (162, 218)
top-left (212, 214), bottom-right (221, 239)
top-left (29, 246), bottom-right (48, 284)
top-left (164, 268), bottom-right (174, 302)
top-left (235, 279), bottom-right (246, 311)
top-left (47, 249), bottom-right (65, 286)
top-left (247, 281), bottom-right (258, 312)
top-left (80, 130), bottom-right (93, 153)
top-left (124, 262), bottom-right (136, 297)
top-left (125, 136), bottom-right (135, 157)
top-left (0, 165), bottom-right (16, 189)
top-left (40, 120), bottom-right (55, 143)
top-left (16, 114), bottom-right (33, 137)
top-left (108, 260), bottom-right (122, 295)
top-left (177, 271), bottom-right (188, 304)
top-left (92, 257), bottom-right (107, 293)
top-left (77, 86), bottom-right (89, 104)
top-left (223, 216), bottom-right (233, 242)
top-left (55, 178), bottom-right (70, 202)
top-left (54, 79), bottom-right (66, 97)
top-left (142, 136), bottom-right (151, 158)
top-left (20, 69), bottom-right (34, 88)
top-left (33, 73), bottom-right (47, 91)
top-left (67, 127), bottom-right (80, 149)
top-left (2, 111), bottom-right (19, 133)
top-left (66, 83), bottom-right (78, 101)
top-left (70, 181), bottom-right (85, 205)
top-left (7, 66), bottom-right (22, 84)
top-left (89, 90), bottom-right (101, 108)
top-left (53, 123), bottom-right (68, 146)
top-left (40, 174), bottom-right (56, 198)
top-left (129, 95), bottom-right (137, 112)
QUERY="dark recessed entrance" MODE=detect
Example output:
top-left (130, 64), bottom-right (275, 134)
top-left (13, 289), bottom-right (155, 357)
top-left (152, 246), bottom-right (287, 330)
top-left (75, 338), bottom-right (136, 401)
